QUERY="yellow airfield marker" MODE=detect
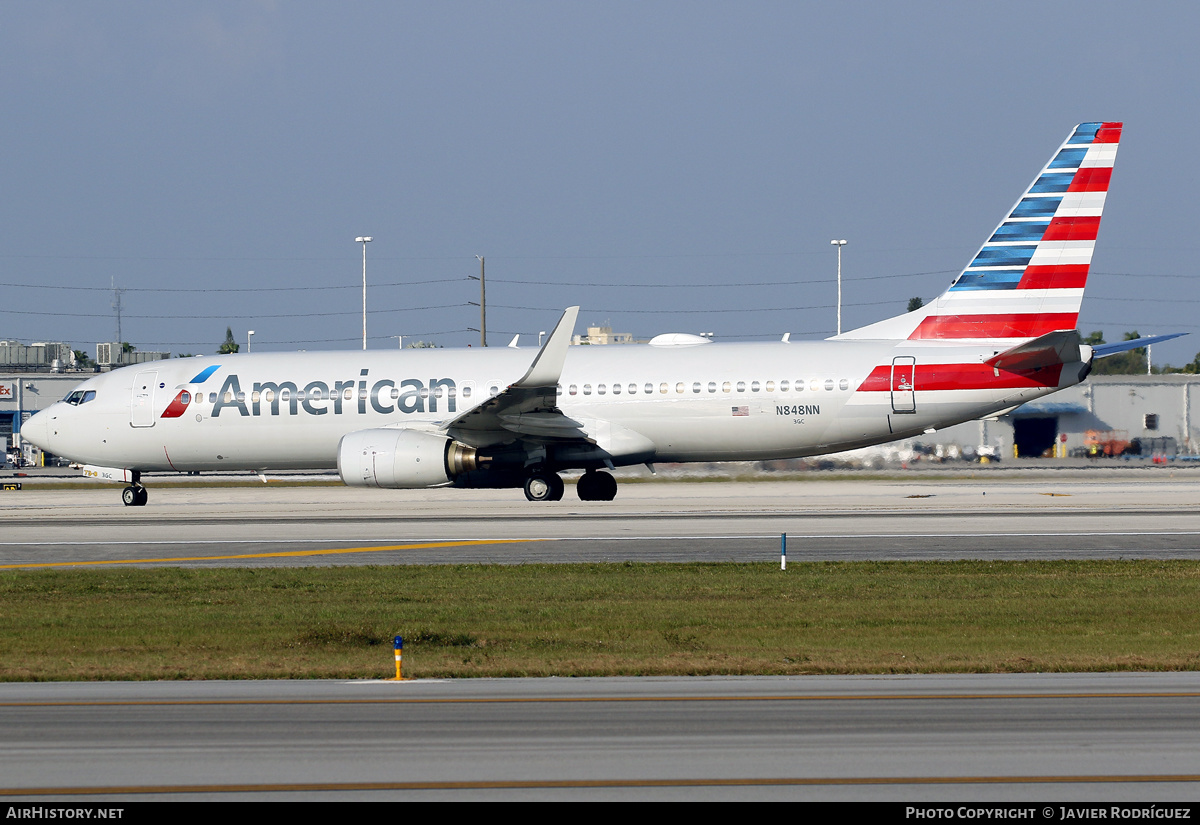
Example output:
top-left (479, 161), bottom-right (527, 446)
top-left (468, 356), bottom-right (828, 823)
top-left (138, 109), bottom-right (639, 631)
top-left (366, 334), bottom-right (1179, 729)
top-left (390, 635), bottom-right (405, 681)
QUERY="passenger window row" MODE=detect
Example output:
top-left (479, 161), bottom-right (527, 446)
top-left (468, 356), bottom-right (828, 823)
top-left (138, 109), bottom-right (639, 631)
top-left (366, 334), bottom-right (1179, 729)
top-left (561, 378), bottom-right (852, 396)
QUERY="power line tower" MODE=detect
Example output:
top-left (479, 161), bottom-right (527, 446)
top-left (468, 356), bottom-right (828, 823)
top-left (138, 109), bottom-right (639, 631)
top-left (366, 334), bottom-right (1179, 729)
top-left (111, 277), bottom-right (127, 345)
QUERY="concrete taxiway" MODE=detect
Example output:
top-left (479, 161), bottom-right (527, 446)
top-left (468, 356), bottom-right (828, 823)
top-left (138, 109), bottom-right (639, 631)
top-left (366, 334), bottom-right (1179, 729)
top-left (3, 673), bottom-right (1200, 801)
top-left (3, 473), bottom-right (1200, 567)
top-left (5, 472), bottom-right (1200, 801)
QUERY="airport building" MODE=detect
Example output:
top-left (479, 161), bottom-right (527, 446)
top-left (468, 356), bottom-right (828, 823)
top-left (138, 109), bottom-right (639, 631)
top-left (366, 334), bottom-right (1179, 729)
top-left (0, 340), bottom-right (75, 372)
top-left (571, 325), bottom-right (636, 346)
top-left (922, 374), bottom-right (1200, 459)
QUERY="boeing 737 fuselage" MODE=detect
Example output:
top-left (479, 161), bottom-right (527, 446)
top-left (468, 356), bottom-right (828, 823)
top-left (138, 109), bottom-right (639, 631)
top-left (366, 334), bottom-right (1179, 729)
top-left (24, 123), bottom-right (1166, 505)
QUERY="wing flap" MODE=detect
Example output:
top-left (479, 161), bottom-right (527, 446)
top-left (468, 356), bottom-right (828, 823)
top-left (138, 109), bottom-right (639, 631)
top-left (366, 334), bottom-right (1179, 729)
top-left (498, 411), bottom-right (589, 439)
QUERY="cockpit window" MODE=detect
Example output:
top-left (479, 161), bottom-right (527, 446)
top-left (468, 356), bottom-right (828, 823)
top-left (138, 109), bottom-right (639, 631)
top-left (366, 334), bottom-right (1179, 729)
top-left (63, 390), bottom-right (96, 406)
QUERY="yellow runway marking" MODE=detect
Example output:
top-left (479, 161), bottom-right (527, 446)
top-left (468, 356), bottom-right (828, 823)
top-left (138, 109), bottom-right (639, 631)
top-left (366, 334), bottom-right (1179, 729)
top-left (0, 538), bottom-right (535, 569)
top-left (4, 774), bottom-right (1200, 795)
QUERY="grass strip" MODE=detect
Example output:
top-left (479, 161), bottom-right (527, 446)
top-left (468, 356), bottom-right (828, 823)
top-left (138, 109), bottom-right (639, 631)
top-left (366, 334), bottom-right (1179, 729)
top-left (3, 560), bottom-right (1200, 681)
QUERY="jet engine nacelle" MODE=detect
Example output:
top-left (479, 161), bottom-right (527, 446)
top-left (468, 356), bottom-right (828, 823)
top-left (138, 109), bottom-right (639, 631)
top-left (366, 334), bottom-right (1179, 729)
top-left (337, 428), bottom-right (484, 489)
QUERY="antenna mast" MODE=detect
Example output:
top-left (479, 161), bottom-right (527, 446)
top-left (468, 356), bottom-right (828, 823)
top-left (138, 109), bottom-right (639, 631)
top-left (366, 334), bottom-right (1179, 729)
top-left (111, 277), bottom-right (126, 344)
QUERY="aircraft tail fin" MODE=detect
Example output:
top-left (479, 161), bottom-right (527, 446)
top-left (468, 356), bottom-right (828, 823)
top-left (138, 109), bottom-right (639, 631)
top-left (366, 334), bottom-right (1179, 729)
top-left (838, 122), bottom-right (1121, 342)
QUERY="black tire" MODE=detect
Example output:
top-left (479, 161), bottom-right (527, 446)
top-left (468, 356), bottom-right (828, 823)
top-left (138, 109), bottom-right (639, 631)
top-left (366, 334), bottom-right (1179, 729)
top-left (122, 486), bottom-right (137, 506)
top-left (577, 470), bottom-right (617, 501)
top-left (593, 470), bottom-right (617, 501)
top-left (134, 486), bottom-right (148, 506)
top-left (524, 474), bottom-right (555, 502)
top-left (548, 473), bottom-right (565, 501)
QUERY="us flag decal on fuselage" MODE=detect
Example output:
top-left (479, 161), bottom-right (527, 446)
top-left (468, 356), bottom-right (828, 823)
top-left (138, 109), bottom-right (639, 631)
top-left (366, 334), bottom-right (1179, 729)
top-left (732, 406), bottom-right (749, 416)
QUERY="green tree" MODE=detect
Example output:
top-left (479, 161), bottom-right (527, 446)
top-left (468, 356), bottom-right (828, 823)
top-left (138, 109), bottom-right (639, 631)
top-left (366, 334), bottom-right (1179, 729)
top-left (218, 327), bottom-right (239, 354)
top-left (907, 296), bottom-right (924, 313)
top-left (1154, 351), bottom-right (1200, 375)
top-left (71, 349), bottom-right (93, 369)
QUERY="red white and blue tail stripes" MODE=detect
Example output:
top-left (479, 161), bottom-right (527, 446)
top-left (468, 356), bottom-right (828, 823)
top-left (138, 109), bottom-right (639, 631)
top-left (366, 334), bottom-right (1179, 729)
top-left (911, 122), bottom-right (1120, 341)
top-left (837, 123), bottom-right (1120, 344)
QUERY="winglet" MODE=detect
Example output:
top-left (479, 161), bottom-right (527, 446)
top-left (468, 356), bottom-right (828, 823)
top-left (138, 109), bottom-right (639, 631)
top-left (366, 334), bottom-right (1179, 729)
top-left (513, 306), bottom-right (579, 388)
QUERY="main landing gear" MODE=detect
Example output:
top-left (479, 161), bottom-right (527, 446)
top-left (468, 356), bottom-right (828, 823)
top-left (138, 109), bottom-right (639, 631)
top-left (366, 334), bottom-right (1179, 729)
top-left (576, 470), bottom-right (617, 502)
top-left (121, 484), bottom-right (148, 507)
top-left (522, 470), bottom-right (618, 502)
top-left (524, 471), bottom-right (565, 502)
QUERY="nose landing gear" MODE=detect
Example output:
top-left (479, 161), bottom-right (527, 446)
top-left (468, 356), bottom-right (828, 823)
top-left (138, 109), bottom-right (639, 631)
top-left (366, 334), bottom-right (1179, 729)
top-left (121, 484), bottom-right (148, 507)
top-left (121, 471), bottom-right (147, 506)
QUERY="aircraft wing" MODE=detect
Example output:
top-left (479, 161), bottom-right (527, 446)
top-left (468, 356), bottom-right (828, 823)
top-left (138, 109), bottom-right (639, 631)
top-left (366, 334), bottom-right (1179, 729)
top-left (442, 306), bottom-right (590, 443)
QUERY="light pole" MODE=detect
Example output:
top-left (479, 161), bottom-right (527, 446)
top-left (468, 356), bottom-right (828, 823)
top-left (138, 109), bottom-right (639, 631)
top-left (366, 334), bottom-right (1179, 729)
top-left (356, 236), bottom-right (372, 350)
top-left (470, 255), bottom-right (487, 347)
top-left (830, 239), bottom-right (847, 335)
top-left (247, 330), bottom-right (255, 353)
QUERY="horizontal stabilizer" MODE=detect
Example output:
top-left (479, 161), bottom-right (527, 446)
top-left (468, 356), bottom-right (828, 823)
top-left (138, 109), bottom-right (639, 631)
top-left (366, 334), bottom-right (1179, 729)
top-left (986, 330), bottom-right (1081, 373)
top-left (1092, 333), bottom-right (1186, 359)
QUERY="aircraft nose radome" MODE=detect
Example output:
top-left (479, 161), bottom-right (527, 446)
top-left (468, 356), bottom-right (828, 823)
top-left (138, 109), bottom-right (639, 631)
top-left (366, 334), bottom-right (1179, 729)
top-left (20, 409), bottom-right (51, 451)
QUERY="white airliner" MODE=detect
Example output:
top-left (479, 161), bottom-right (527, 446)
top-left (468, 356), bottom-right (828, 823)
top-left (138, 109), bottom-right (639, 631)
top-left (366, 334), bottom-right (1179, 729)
top-left (21, 122), bottom-right (1176, 506)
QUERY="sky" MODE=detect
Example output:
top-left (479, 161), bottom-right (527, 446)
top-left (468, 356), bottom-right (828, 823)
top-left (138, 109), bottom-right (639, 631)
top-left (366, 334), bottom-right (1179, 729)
top-left (3, 1), bottom-right (1199, 365)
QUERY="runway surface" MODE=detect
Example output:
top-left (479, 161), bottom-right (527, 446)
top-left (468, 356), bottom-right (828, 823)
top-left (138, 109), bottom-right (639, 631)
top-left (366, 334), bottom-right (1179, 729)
top-left (5, 475), bottom-right (1200, 801)
top-left (3, 673), bottom-right (1200, 801)
top-left (3, 475), bottom-right (1200, 567)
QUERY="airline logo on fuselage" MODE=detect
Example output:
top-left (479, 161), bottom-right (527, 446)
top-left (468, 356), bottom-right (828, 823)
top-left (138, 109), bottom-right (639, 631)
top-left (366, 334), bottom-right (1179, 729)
top-left (162, 370), bottom-right (458, 419)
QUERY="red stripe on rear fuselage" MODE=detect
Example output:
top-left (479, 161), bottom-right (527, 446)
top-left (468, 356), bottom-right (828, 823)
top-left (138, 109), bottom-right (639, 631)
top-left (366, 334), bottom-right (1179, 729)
top-left (857, 362), bottom-right (1064, 393)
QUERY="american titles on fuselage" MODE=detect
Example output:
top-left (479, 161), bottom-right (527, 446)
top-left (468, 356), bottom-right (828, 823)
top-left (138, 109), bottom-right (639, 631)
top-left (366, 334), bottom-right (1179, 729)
top-left (202, 371), bottom-right (460, 418)
top-left (164, 370), bottom-right (841, 420)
